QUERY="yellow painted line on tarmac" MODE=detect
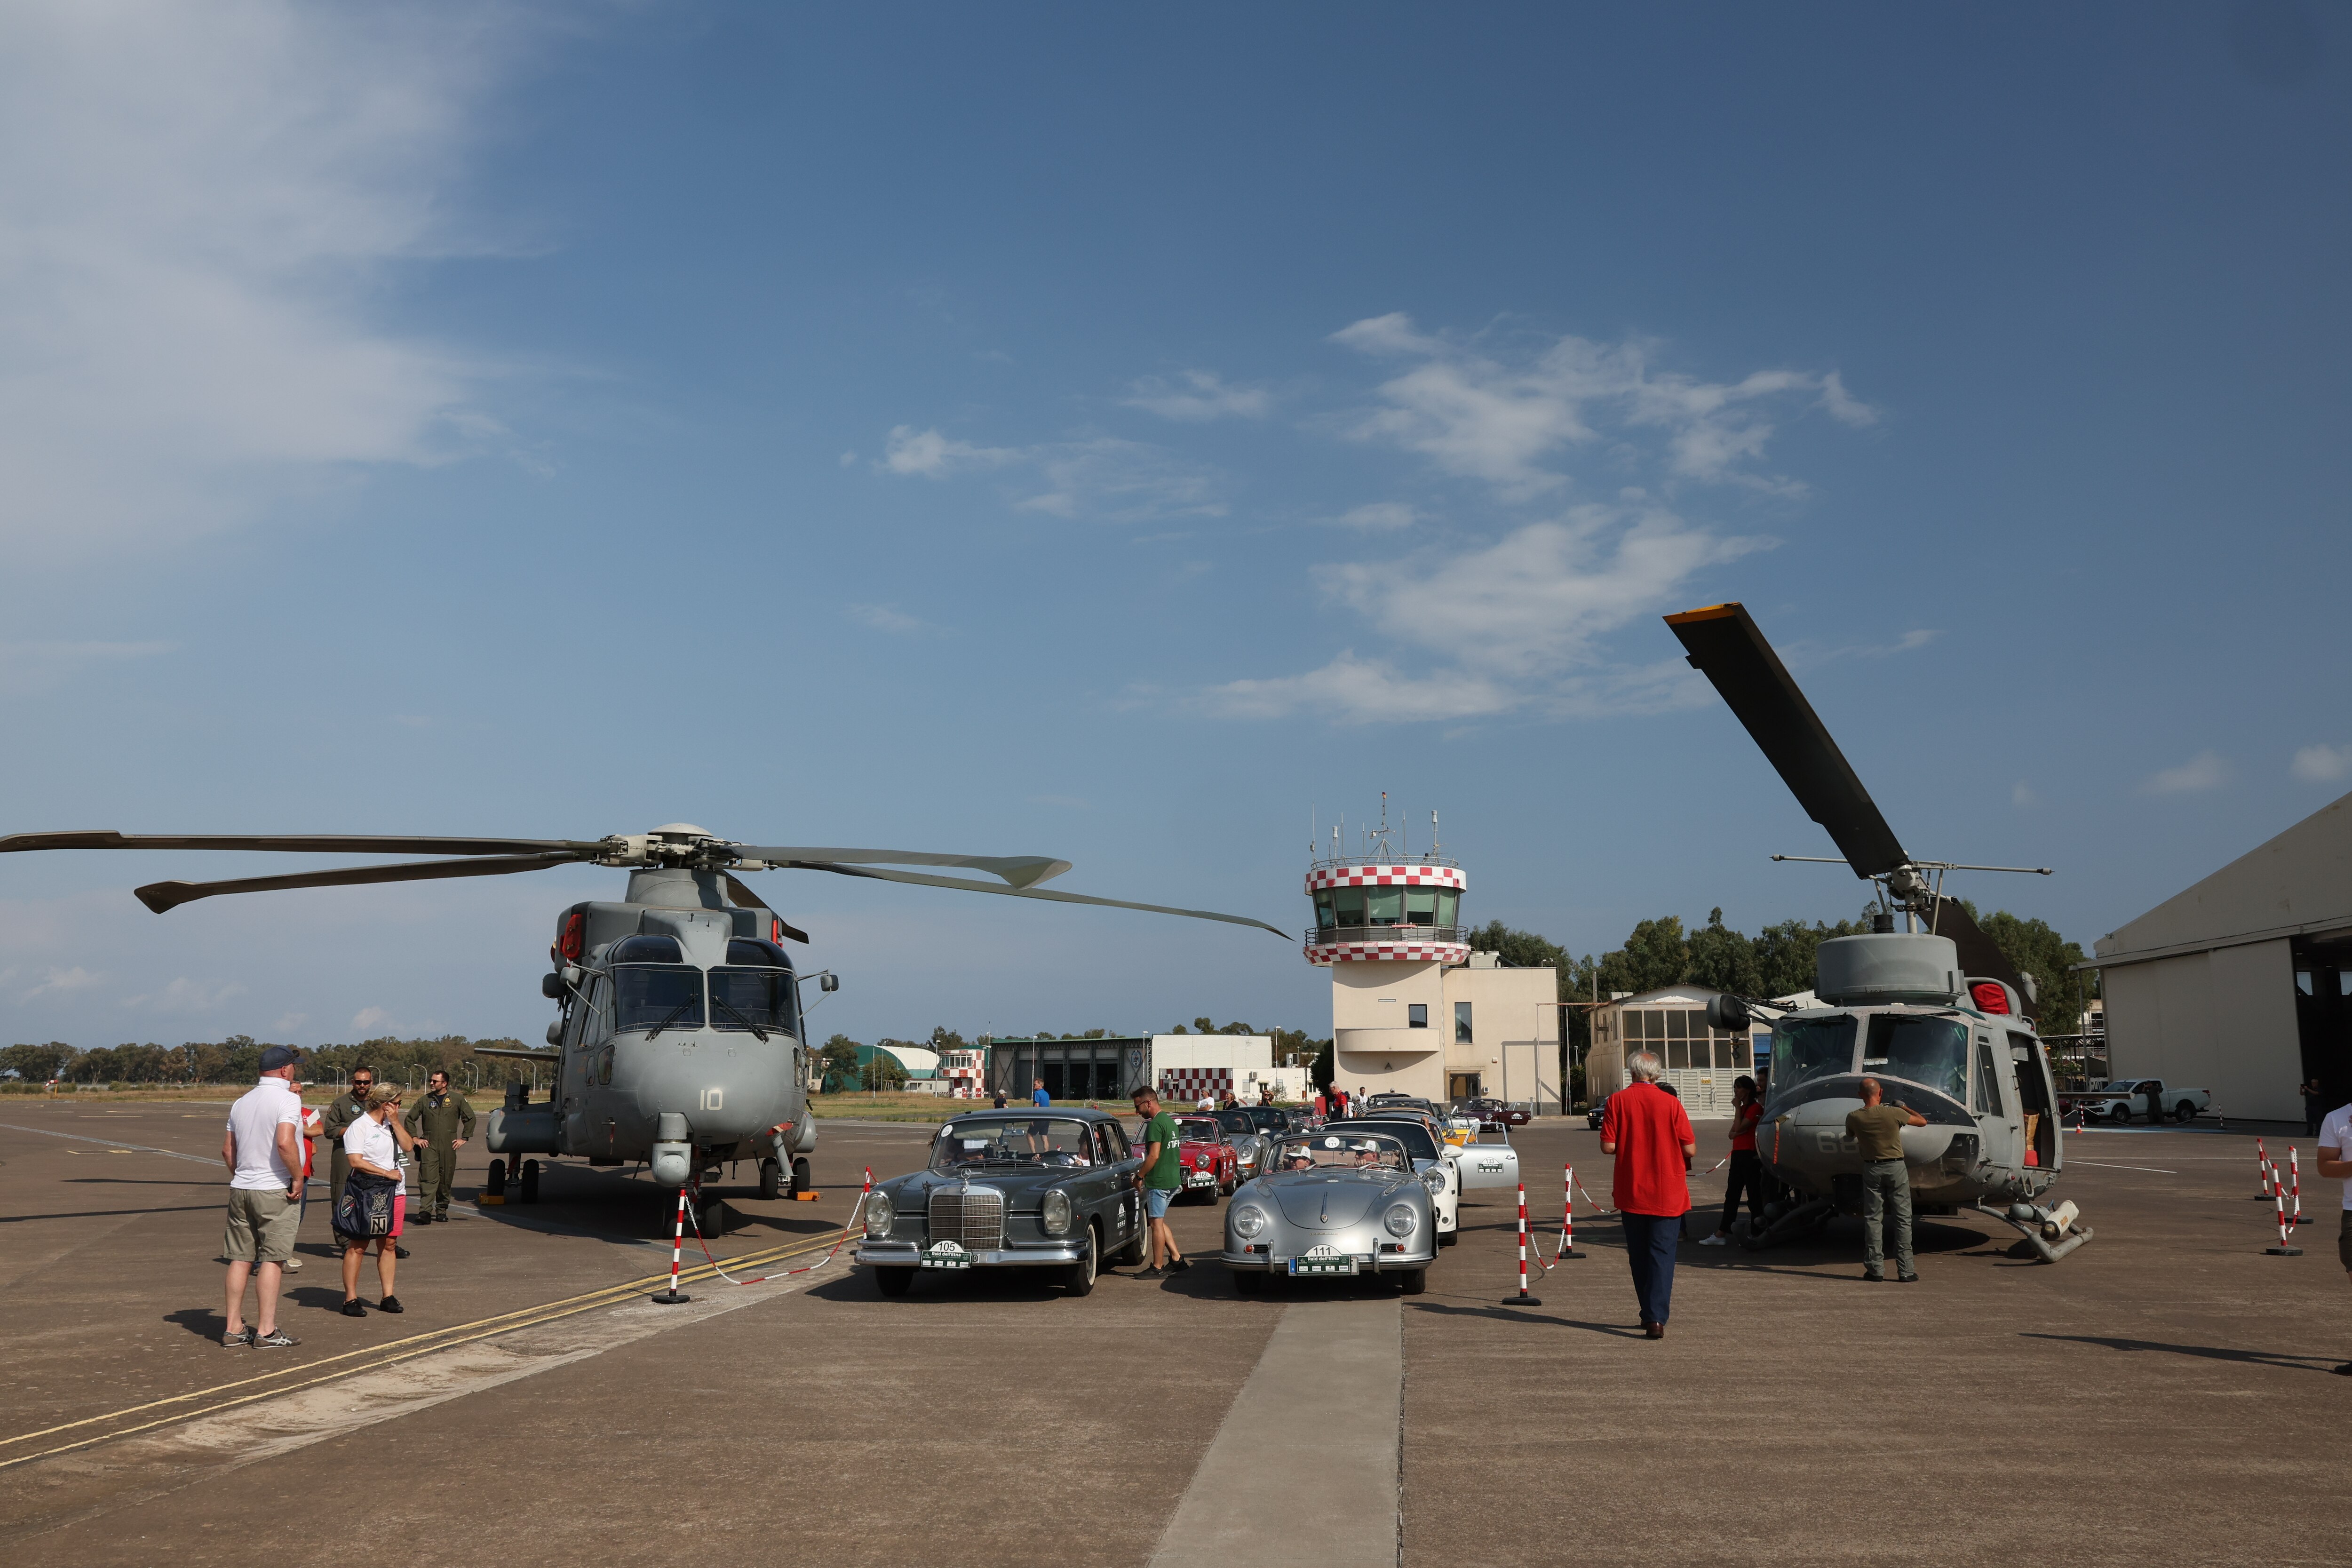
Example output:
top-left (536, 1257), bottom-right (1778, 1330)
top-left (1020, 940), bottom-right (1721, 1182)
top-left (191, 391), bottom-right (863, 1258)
top-left (0, 1228), bottom-right (851, 1471)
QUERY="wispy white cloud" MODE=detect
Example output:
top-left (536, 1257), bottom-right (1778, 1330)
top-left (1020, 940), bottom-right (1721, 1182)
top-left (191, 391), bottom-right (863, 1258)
top-left (2012, 780), bottom-right (2038, 809)
top-left (1328, 502), bottom-right (1421, 532)
top-left (2291, 744), bottom-right (2352, 784)
top-left (847, 603), bottom-right (942, 637)
top-left (1329, 313), bottom-right (1874, 500)
top-left (1121, 369), bottom-right (1271, 422)
top-left (880, 425), bottom-right (1020, 478)
top-left (880, 425), bottom-right (1223, 522)
top-left (2142, 750), bottom-right (2233, 796)
top-left (0, 639), bottom-right (175, 697)
top-left (351, 1005), bottom-right (392, 1032)
top-left (120, 976), bottom-right (246, 1013)
top-left (21, 965), bottom-right (102, 1001)
top-left (0, 2), bottom-right (532, 557)
top-left (1197, 653), bottom-right (1516, 724)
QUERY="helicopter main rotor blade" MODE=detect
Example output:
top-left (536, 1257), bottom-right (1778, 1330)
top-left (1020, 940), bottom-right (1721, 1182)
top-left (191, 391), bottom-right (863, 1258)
top-left (1927, 896), bottom-right (2034, 1018)
top-left (774, 860), bottom-right (1291, 939)
top-left (720, 874), bottom-right (811, 944)
top-left (730, 847), bottom-right (1072, 889)
top-left (135, 852), bottom-right (589, 914)
top-left (0, 831), bottom-right (598, 858)
top-left (1664, 602), bottom-right (1910, 879)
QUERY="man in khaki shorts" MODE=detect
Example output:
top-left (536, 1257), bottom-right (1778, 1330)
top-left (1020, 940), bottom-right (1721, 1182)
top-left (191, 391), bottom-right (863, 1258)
top-left (221, 1045), bottom-right (307, 1348)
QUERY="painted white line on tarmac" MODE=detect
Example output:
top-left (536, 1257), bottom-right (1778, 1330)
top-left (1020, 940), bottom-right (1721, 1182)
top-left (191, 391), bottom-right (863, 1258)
top-left (0, 1122), bottom-right (218, 1166)
top-left (2073, 1161), bottom-right (2179, 1174)
top-left (1148, 1295), bottom-right (1401, 1568)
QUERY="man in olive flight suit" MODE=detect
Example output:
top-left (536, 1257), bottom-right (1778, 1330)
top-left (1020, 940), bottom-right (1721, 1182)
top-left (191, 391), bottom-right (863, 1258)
top-left (402, 1069), bottom-right (477, 1223)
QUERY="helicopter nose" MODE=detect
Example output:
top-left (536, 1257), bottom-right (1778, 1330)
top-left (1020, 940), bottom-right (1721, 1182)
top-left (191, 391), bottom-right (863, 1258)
top-left (631, 1034), bottom-right (781, 1143)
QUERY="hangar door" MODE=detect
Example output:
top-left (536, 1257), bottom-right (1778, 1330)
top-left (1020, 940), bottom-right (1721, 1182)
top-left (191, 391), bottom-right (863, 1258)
top-left (2292, 934), bottom-right (2352, 1117)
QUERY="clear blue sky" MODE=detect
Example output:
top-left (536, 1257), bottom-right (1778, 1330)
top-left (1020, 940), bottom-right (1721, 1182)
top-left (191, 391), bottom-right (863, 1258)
top-left (2, 2), bottom-right (2345, 1050)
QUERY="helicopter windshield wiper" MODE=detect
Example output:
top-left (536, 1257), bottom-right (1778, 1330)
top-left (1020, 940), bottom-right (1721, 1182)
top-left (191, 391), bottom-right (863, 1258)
top-left (710, 995), bottom-right (769, 1042)
top-left (645, 1000), bottom-right (699, 1039)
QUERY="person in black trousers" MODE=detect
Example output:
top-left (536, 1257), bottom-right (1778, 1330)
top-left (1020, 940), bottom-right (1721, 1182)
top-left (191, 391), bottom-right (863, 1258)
top-left (1701, 1075), bottom-right (1766, 1246)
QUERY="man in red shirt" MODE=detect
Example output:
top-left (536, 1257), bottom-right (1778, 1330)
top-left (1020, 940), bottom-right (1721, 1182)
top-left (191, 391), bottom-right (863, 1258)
top-left (1599, 1051), bottom-right (1697, 1339)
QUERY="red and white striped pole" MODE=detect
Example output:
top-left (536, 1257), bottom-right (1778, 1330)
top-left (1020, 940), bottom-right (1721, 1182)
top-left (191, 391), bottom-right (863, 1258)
top-left (2265, 1151), bottom-right (2302, 1255)
top-left (1557, 1162), bottom-right (1583, 1260)
top-left (654, 1186), bottom-right (693, 1303)
top-left (2257, 1137), bottom-right (2273, 1199)
top-left (1508, 1180), bottom-right (1541, 1304)
top-left (2289, 1146), bottom-right (2303, 1229)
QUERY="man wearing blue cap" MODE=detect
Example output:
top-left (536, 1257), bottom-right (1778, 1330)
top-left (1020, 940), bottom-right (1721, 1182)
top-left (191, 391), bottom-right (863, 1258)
top-left (220, 1044), bottom-right (306, 1348)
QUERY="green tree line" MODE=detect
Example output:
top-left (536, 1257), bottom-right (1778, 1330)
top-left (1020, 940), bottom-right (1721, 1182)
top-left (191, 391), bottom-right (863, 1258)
top-left (2, 1035), bottom-right (536, 1090)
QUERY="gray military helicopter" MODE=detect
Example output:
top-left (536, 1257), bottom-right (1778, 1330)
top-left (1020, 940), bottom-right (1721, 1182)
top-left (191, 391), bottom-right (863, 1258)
top-left (1662, 604), bottom-right (2093, 1263)
top-left (0, 824), bottom-right (1285, 1213)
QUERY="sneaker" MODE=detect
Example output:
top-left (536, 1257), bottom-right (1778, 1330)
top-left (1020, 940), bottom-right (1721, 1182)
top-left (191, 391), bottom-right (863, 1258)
top-left (432, 1211), bottom-right (450, 1224)
top-left (283, 1256), bottom-right (303, 1271)
top-left (412, 1213), bottom-right (432, 1226)
top-left (253, 1328), bottom-right (300, 1349)
top-left (1699, 1234), bottom-right (1730, 1247)
top-left (1897, 1273), bottom-right (1919, 1283)
top-left (1135, 1267), bottom-right (1164, 1280)
top-left (377, 1296), bottom-right (404, 1314)
top-left (1168, 1257), bottom-right (1192, 1274)
top-left (342, 1298), bottom-right (366, 1317)
top-left (394, 1245), bottom-right (412, 1259)
top-left (1862, 1271), bottom-right (1885, 1282)
top-left (223, 1327), bottom-right (254, 1348)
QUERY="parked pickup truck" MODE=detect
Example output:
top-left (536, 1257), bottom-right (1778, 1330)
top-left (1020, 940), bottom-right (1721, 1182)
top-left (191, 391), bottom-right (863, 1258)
top-left (2059, 1079), bottom-right (2212, 1125)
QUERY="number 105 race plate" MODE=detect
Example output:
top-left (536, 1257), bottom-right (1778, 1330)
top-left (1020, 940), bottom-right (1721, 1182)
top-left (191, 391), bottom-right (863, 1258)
top-left (922, 1242), bottom-right (974, 1269)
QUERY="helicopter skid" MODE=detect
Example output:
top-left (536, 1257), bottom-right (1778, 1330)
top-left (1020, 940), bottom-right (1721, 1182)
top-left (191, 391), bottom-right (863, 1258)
top-left (1738, 1197), bottom-right (1838, 1251)
top-left (1975, 1200), bottom-right (2094, 1263)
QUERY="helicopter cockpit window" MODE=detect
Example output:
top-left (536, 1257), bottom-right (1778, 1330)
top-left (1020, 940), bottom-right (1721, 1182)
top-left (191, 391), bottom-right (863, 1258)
top-left (709, 966), bottom-right (796, 1037)
top-left (1862, 1014), bottom-right (1970, 1102)
top-left (611, 934), bottom-right (703, 1034)
top-left (724, 938), bottom-right (792, 968)
top-left (1770, 1015), bottom-right (1858, 1091)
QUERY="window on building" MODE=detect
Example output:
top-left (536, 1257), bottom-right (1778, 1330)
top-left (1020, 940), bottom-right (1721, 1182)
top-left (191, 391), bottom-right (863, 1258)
top-left (1366, 886), bottom-right (1404, 924)
top-left (2296, 970), bottom-right (2315, 996)
top-left (1455, 1002), bottom-right (1473, 1044)
top-left (1405, 888), bottom-right (1437, 925)
top-left (1334, 886), bottom-right (1367, 924)
top-left (1407, 1003), bottom-right (1428, 1028)
top-left (1435, 890), bottom-right (1460, 927)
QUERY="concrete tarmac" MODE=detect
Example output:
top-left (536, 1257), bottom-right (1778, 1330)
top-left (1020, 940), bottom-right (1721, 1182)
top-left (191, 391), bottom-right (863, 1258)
top-left (3, 1103), bottom-right (2349, 1565)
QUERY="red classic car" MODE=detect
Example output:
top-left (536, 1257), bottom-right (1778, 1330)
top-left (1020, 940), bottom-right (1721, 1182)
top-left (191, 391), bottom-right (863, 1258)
top-left (1176, 1116), bottom-right (1240, 1202)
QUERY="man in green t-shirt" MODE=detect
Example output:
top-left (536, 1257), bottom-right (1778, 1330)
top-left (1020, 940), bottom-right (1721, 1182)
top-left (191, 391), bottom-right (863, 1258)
top-left (1130, 1086), bottom-right (1189, 1279)
top-left (1846, 1077), bottom-right (1927, 1282)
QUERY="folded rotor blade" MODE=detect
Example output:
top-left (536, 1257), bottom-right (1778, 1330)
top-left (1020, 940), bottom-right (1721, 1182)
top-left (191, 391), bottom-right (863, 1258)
top-left (135, 852), bottom-right (588, 914)
top-left (1664, 603), bottom-right (1909, 879)
top-left (731, 846), bottom-right (1072, 889)
top-left (473, 1047), bottom-right (563, 1062)
top-left (779, 860), bottom-right (1290, 939)
top-left (1928, 896), bottom-right (2034, 1018)
top-left (2, 831), bottom-right (594, 857)
top-left (720, 874), bottom-right (810, 943)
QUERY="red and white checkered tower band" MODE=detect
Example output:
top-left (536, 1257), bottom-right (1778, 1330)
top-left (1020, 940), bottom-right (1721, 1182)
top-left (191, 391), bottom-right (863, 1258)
top-left (1303, 862), bottom-right (1471, 967)
top-left (1157, 1068), bottom-right (1234, 1103)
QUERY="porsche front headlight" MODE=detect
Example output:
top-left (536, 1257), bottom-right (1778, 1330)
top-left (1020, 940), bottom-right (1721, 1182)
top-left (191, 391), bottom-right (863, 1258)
top-left (1041, 1188), bottom-right (1073, 1235)
top-left (1383, 1203), bottom-right (1417, 1237)
top-left (1423, 1169), bottom-right (1446, 1194)
top-left (864, 1190), bottom-right (894, 1239)
top-left (1232, 1204), bottom-right (1267, 1239)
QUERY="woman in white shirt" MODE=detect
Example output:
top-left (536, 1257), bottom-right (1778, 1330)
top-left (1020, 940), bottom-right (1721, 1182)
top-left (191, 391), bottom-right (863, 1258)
top-left (338, 1087), bottom-right (413, 1316)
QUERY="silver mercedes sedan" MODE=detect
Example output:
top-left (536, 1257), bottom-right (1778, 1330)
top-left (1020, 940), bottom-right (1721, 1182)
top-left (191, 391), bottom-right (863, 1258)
top-left (1220, 1131), bottom-right (1440, 1295)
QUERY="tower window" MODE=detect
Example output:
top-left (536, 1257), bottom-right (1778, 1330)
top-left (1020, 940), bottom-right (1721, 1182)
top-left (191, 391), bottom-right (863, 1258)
top-left (1407, 1004), bottom-right (1428, 1028)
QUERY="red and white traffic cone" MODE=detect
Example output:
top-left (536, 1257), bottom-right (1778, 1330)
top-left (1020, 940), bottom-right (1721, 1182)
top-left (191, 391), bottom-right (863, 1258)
top-left (1557, 1162), bottom-right (1583, 1260)
top-left (1507, 1180), bottom-right (1541, 1305)
top-left (2257, 1137), bottom-right (2273, 1199)
top-left (654, 1186), bottom-right (694, 1302)
top-left (2265, 1152), bottom-right (2302, 1255)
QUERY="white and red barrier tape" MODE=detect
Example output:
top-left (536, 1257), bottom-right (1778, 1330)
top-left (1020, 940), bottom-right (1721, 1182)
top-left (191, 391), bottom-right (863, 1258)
top-left (683, 1166), bottom-right (872, 1287)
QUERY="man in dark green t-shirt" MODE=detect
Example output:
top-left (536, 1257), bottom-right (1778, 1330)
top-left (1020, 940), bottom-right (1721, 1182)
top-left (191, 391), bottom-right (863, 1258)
top-left (1846, 1077), bottom-right (1927, 1282)
top-left (1130, 1087), bottom-right (1189, 1279)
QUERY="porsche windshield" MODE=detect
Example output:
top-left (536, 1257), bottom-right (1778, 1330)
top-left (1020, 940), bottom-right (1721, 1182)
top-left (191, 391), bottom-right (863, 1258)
top-left (1270, 1134), bottom-right (1408, 1172)
top-left (614, 965), bottom-right (704, 1034)
top-left (1176, 1119), bottom-right (1221, 1143)
top-left (931, 1118), bottom-right (1097, 1170)
top-left (1770, 1015), bottom-right (1858, 1091)
top-left (1861, 1014), bottom-right (1970, 1102)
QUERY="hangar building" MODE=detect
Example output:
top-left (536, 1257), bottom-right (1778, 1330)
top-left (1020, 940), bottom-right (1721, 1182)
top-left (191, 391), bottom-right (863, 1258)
top-left (2086, 791), bottom-right (2352, 1122)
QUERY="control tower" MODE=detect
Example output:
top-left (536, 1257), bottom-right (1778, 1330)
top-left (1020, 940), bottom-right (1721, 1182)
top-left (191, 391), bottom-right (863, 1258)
top-left (1305, 800), bottom-right (1560, 1109)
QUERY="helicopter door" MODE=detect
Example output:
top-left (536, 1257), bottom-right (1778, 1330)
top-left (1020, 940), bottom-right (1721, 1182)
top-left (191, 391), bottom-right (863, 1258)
top-left (2009, 1032), bottom-right (2058, 1170)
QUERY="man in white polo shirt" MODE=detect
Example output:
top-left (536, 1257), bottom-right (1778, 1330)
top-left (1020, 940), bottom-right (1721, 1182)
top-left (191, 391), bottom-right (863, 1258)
top-left (2320, 1097), bottom-right (2352, 1377)
top-left (220, 1045), bottom-right (306, 1348)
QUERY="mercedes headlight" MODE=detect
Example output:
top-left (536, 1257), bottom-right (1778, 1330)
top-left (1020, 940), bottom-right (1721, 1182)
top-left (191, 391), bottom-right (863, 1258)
top-left (1383, 1203), bottom-right (1417, 1237)
top-left (1041, 1188), bottom-right (1073, 1235)
top-left (1231, 1204), bottom-right (1267, 1239)
top-left (863, 1190), bottom-right (894, 1240)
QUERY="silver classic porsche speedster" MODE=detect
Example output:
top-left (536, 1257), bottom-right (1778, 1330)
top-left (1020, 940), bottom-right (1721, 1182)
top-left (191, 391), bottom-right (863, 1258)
top-left (1220, 1131), bottom-right (1440, 1295)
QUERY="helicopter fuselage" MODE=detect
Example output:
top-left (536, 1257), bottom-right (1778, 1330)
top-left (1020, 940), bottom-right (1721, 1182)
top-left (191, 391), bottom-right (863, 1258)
top-left (487, 868), bottom-right (818, 1180)
top-left (1759, 994), bottom-right (2062, 1213)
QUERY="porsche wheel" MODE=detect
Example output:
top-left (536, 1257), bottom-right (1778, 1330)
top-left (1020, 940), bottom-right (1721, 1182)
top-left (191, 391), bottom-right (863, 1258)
top-left (1233, 1268), bottom-right (1265, 1297)
top-left (1397, 1268), bottom-right (1428, 1295)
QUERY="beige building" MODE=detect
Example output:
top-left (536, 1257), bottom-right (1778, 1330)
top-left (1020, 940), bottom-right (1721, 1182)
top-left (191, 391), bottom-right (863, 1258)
top-left (1308, 855), bottom-right (1562, 1111)
top-left (2087, 790), bottom-right (2352, 1122)
top-left (1587, 986), bottom-right (1764, 1118)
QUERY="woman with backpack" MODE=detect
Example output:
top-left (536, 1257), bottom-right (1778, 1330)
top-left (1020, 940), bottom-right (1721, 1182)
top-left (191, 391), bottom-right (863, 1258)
top-left (336, 1086), bottom-right (416, 1316)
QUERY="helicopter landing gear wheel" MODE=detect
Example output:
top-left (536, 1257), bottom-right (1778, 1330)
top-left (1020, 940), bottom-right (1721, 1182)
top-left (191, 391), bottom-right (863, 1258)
top-left (519, 1159), bottom-right (540, 1204)
top-left (791, 1156), bottom-right (811, 1196)
top-left (485, 1159), bottom-right (507, 1200)
top-left (758, 1157), bottom-right (782, 1201)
